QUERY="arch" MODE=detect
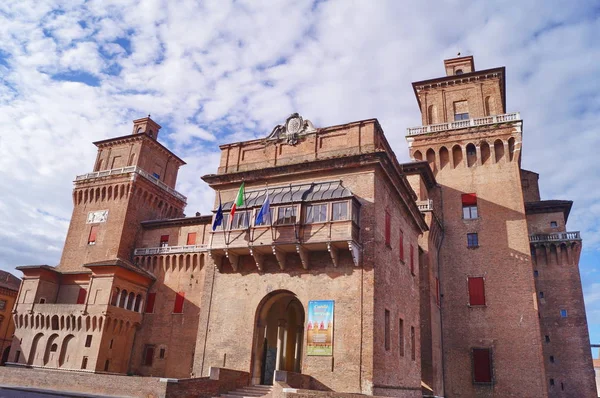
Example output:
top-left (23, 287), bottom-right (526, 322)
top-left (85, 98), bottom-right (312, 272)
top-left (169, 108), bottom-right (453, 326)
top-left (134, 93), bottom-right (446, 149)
top-left (101, 187), bottom-right (106, 201)
top-left (60, 315), bottom-right (65, 330)
top-left (78, 191), bottom-right (83, 205)
top-left (77, 316), bottom-right (82, 331)
top-left (51, 315), bottom-right (59, 331)
top-left (66, 316), bottom-right (70, 330)
top-left (85, 316), bottom-right (91, 331)
top-left (466, 143), bottom-right (477, 167)
top-left (427, 104), bottom-right (437, 124)
top-left (251, 290), bottom-right (305, 385)
top-left (119, 290), bottom-right (128, 308)
top-left (426, 148), bottom-right (436, 172)
top-left (560, 243), bottom-right (568, 265)
top-left (83, 190), bottom-right (88, 204)
top-left (126, 292), bottom-right (135, 310)
top-left (58, 334), bottom-right (75, 367)
top-left (480, 141), bottom-right (491, 165)
top-left (43, 333), bottom-right (59, 366)
top-left (484, 96), bottom-right (494, 116)
top-left (452, 145), bottom-right (463, 168)
top-left (92, 316), bottom-right (97, 332)
top-left (99, 317), bottom-right (103, 332)
top-left (95, 187), bottom-right (100, 202)
top-left (413, 150), bottom-right (423, 161)
top-left (193, 254), bottom-right (198, 270)
top-left (24, 315), bottom-right (28, 329)
top-left (550, 244), bottom-right (559, 265)
top-left (439, 146), bottom-right (449, 169)
top-left (186, 255), bottom-right (191, 270)
top-left (134, 294), bottom-right (143, 312)
top-left (508, 137), bottom-right (516, 162)
top-left (28, 332), bottom-right (44, 365)
top-left (107, 185), bottom-right (113, 200)
top-left (111, 288), bottom-right (120, 306)
top-left (494, 140), bottom-right (504, 163)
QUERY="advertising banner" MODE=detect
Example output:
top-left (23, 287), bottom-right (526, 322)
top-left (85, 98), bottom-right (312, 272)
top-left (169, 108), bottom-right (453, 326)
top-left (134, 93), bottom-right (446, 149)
top-left (306, 300), bottom-right (334, 356)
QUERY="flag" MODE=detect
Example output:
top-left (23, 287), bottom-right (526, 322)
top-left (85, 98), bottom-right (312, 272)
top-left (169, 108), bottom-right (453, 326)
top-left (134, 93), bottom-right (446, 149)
top-left (229, 182), bottom-right (245, 222)
top-left (212, 193), bottom-right (223, 231)
top-left (255, 188), bottom-right (270, 225)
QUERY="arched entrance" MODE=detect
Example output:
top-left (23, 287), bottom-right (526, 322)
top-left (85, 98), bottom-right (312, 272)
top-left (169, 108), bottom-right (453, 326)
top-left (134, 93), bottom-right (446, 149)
top-left (251, 290), bottom-right (305, 385)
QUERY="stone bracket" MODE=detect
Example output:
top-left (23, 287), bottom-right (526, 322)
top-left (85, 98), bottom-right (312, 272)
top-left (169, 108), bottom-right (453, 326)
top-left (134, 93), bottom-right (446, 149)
top-left (272, 246), bottom-right (286, 270)
top-left (224, 249), bottom-right (239, 271)
top-left (207, 250), bottom-right (222, 271)
top-left (296, 245), bottom-right (309, 269)
top-left (249, 247), bottom-right (265, 271)
top-left (348, 241), bottom-right (361, 267)
top-left (327, 242), bottom-right (339, 267)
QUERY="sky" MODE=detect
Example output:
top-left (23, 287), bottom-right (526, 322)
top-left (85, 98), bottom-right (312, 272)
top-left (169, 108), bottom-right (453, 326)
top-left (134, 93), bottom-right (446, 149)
top-left (0, 0), bottom-right (599, 349)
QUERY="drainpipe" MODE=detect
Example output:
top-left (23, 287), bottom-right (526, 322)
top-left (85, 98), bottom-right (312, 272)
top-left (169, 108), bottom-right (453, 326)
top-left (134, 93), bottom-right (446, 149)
top-left (436, 185), bottom-right (447, 397)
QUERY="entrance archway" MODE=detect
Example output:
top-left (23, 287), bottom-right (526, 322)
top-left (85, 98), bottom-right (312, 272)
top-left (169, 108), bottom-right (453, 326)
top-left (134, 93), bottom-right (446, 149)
top-left (251, 290), bottom-right (305, 385)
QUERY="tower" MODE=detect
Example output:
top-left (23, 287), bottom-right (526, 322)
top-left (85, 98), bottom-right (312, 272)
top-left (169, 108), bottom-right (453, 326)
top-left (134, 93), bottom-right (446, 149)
top-left (406, 56), bottom-right (548, 396)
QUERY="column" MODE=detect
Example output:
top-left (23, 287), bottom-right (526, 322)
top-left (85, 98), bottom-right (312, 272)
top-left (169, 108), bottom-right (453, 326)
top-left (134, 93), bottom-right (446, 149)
top-left (275, 319), bottom-right (287, 371)
top-left (294, 326), bottom-right (304, 373)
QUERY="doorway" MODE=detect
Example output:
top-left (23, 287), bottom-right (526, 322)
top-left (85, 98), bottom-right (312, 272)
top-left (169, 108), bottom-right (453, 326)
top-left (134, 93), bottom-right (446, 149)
top-left (251, 290), bottom-right (305, 385)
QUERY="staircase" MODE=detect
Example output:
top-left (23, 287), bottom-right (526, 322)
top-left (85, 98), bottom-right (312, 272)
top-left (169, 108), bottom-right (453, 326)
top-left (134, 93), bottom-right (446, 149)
top-left (216, 384), bottom-right (273, 398)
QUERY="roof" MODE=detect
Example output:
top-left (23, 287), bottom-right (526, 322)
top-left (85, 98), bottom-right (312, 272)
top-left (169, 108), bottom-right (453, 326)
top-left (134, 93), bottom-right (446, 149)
top-left (399, 161), bottom-right (437, 190)
top-left (142, 215), bottom-right (212, 229)
top-left (0, 270), bottom-right (21, 291)
top-left (218, 181), bottom-right (354, 211)
top-left (525, 200), bottom-right (573, 223)
top-left (83, 258), bottom-right (156, 280)
top-left (93, 133), bottom-right (186, 166)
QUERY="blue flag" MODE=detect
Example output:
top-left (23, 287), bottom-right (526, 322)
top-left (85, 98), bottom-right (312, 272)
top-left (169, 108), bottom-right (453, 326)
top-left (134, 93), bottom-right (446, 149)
top-left (212, 194), bottom-right (223, 231)
top-left (255, 189), bottom-right (270, 225)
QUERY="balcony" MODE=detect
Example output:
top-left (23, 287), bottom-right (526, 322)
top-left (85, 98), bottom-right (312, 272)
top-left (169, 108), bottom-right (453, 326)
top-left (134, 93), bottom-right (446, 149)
top-left (134, 244), bottom-right (208, 256)
top-left (416, 200), bottom-right (433, 212)
top-left (529, 231), bottom-right (581, 243)
top-left (75, 165), bottom-right (187, 202)
top-left (406, 112), bottom-right (521, 136)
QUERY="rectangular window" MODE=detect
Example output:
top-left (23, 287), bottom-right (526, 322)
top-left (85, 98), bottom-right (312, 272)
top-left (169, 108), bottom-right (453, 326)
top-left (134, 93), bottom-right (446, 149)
top-left (0, 299), bottom-right (6, 311)
top-left (351, 201), bottom-right (360, 224)
top-left (550, 378), bottom-right (555, 386)
top-left (276, 206), bottom-right (297, 225)
top-left (143, 346), bottom-right (154, 366)
top-left (186, 232), bottom-right (197, 245)
top-left (216, 214), bottom-right (230, 230)
top-left (539, 291), bottom-right (544, 299)
top-left (173, 292), bottom-right (185, 313)
top-left (410, 245), bottom-right (415, 275)
top-left (231, 211), bottom-right (249, 229)
top-left (462, 193), bottom-right (478, 219)
top-left (399, 231), bottom-right (404, 261)
top-left (550, 221), bottom-right (558, 228)
top-left (332, 202), bottom-right (348, 221)
top-left (81, 356), bottom-right (88, 370)
top-left (468, 277), bottom-right (486, 306)
top-left (410, 326), bottom-right (416, 360)
top-left (254, 209), bottom-right (271, 226)
top-left (472, 348), bottom-right (493, 383)
top-left (160, 235), bottom-right (169, 247)
top-left (85, 335), bottom-right (92, 347)
top-left (560, 309), bottom-right (568, 317)
top-left (454, 100), bottom-right (469, 121)
top-left (385, 211), bottom-right (391, 246)
top-left (159, 348), bottom-right (166, 359)
top-left (550, 355), bottom-right (555, 363)
top-left (145, 292), bottom-right (156, 313)
top-left (76, 288), bottom-right (87, 305)
top-left (398, 319), bottom-right (404, 357)
top-left (545, 335), bottom-right (550, 343)
top-left (104, 359), bottom-right (110, 371)
top-left (467, 233), bottom-right (479, 247)
top-left (88, 225), bottom-right (98, 245)
top-left (384, 309), bottom-right (390, 351)
top-left (305, 204), bottom-right (327, 223)
top-left (436, 277), bottom-right (441, 307)
top-left (534, 270), bottom-right (539, 277)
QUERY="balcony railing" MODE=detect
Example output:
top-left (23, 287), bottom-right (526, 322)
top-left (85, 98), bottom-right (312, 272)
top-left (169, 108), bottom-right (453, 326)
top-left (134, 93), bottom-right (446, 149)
top-left (529, 231), bottom-right (581, 243)
top-left (134, 244), bottom-right (208, 256)
top-left (75, 166), bottom-right (187, 202)
top-left (406, 112), bottom-right (521, 136)
top-left (416, 200), bottom-right (433, 212)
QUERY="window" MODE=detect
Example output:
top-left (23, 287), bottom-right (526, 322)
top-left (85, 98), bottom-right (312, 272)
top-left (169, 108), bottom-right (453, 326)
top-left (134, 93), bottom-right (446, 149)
top-left (305, 204), bottom-right (327, 223)
top-left (186, 232), bottom-right (197, 245)
top-left (385, 211), bottom-right (391, 246)
top-left (85, 335), bottom-right (92, 348)
top-left (560, 309), bottom-right (568, 317)
top-left (77, 288), bottom-right (87, 305)
top-left (81, 356), bottom-right (88, 370)
top-left (352, 201), bottom-right (360, 224)
top-left (0, 300), bottom-right (6, 311)
top-left (436, 277), bottom-right (441, 307)
top-left (145, 293), bottom-right (156, 313)
top-left (468, 277), bottom-right (486, 306)
top-left (215, 214), bottom-right (230, 230)
top-left (467, 146), bottom-right (476, 157)
top-left (454, 100), bottom-right (469, 120)
top-left (88, 225), bottom-right (98, 245)
top-left (550, 221), bottom-right (558, 228)
top-left (561, 382), bottom-right (564, 391)
top-left (462, 194), bottom-right (478, 219)
top-left (550, 378), bottom-right (555, 386)
top-left (534, 270), bottom-right (539, 277)
top-left (143, 346), bottom-right (154, 366)
top-left (410, 326), bottom-right (416, 361)
top-left (104, 359), bottom-right (110, 372)
top-left (467, 233), bottom-right (479, 248)
top-left (173, 292), bottom-right (185, 313)
top-left (39, 298), bottom-right (46, 304)
top-left (50, 343), bottom-right (58, 352)
top-left (110, 339), bottom-right (114, 349)
top-left (159, 348), bottom-right (166, 359)
top-left (254, 208), bottom-right (271, 226)
top-left (276, 206), bottom-right (297, 225)
top-left (539, 291), bottom-right (544, 299)
top-left (160, 235), bottom-right (169, 247)
top-left (410, 245), bottom-right (415, 275)
top-left (455, 113), bottom-right (469, 120)
top-left (152, 172), bottom-right (160, 179)
top-left (231, 211), bottom-right (249, 229)
top-left (332, 202), bottom-right (348, 221)
top-left (545, 335), bottom-right (550, 343)
top-left (472, 348), bottom-right (493, 383)
top-left (399, 231), bottom-right (404, 261)
top-left (384, 309), bottom-right (390, 351)
top-left (398, 318), bottom-right (404, 357)
top-left (550, 355), bottom-right (555, 363)
top-left (455, 69), bottom-right (464, 75)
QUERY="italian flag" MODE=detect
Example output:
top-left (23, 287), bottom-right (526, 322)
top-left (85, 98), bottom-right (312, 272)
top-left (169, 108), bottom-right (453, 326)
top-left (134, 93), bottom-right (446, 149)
top-left (229, 182), bottom-right (245, 222)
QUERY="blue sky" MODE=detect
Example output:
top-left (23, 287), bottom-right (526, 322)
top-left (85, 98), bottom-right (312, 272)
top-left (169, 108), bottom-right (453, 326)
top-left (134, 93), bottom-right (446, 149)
top-left (0, 0), bottom-right (599, 351)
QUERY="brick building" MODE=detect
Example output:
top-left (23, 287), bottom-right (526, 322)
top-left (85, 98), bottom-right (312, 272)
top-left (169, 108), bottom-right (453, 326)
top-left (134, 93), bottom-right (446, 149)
top-left (0, 270), bottom-right (20, 365)
top-left (4, 56), bottom-right (596, 397)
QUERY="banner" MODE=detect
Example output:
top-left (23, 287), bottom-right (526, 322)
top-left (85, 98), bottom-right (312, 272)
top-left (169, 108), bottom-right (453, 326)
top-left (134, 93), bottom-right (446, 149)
top-left (306, 300), bottom-right (334, 356)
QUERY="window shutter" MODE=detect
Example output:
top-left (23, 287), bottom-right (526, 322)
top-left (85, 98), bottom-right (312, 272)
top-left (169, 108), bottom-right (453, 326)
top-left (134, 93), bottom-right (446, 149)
top-left (173, 292), bottom-right (185, 313)
top-left (472, 348), bottom-right (492, 383)
top-left (160, 235), bottom-right (169, 244)
top-left (144, 347), bottom-right (154, 366)
top-left (385, 211), bottom-right (391, 246)
top-left (399, 232), bottom-right (404, 260)
top-left (468, 277), bottom-right (486, 305)
top-left (77, 288), bottom-right (87, 304)
top-left (145, 293), bottom-right (156, 313)
top-left (461, 193), bottom-right (477, 206)
top-left (187, 232), bottom-right (197, 245)
top-left (88, 226), bottom-right (98, 244)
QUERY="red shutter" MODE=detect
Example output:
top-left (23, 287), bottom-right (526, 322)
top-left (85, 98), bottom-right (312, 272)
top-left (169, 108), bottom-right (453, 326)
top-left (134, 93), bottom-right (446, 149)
top-left (173, 292), bottom-right (185, 313)
top-left (473, 348), bottom-right (492, 382)
top-left (144, 347), bottom-right (154, 366)
top-left (385, 211), bottom-right (391, 246)
top-left (468, 277), bottom-right (486, 305)
top-left (186, 232), bottom-right (197, 245)
top-left (461, 193), bottom-right (477, 206)
top-left (160, 235), bottom-right (169, 244)
top-left (145, 293), bottom-right (156, 313)
top-left (410, 245), bottom-right (415, 274)
top-left (77, 288), bottom-right (87, 304)
top-left (399, 232), bottom-right (404, 261)
top-left (88, 226), bottom-right (98, 244)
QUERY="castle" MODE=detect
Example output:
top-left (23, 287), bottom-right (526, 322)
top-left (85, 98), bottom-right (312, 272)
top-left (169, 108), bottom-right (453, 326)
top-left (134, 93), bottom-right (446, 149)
top-left (5, 56), bottom-right (596, 397)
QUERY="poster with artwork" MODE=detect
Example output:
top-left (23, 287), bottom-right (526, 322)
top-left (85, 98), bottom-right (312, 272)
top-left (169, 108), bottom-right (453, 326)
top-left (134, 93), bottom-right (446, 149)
top-left (306, 300), bottom-right (334, 356)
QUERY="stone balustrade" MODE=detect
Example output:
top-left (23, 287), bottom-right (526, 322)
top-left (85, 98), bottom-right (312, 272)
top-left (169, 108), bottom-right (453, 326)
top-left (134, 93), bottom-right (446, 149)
top-left (416, 199), bottom-right (434, 212)
top-left (529, 231), bottom-right (581, 243)
top-left (134, 244), bottom-right (208, 256)
top-left (406, 112), bottom-right (521, 136)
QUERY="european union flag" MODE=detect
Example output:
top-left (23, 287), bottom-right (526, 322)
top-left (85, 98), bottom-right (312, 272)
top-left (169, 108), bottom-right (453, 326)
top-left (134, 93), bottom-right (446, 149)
top-left (212, 195), bottom-right (223, 231)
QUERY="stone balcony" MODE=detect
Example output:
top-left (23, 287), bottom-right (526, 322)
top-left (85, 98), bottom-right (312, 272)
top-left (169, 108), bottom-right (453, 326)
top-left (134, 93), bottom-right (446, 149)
top-left (406, 112), bottom-right (521, 136)
top-left (529, 231), bottom-right (581, 243)
top-left (416, 200), bottom-right (433, 212)
top-left (134, 244), bottom-right (208, 256)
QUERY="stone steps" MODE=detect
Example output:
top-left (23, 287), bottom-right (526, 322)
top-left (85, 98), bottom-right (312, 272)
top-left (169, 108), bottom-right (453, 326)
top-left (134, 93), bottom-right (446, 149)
top-left (216, 385), bottom-right (273, 398)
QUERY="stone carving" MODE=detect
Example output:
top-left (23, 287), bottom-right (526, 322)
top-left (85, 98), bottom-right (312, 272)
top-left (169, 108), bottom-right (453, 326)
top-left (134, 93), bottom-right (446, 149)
top-left (267, 113), bottom-right (316, 145)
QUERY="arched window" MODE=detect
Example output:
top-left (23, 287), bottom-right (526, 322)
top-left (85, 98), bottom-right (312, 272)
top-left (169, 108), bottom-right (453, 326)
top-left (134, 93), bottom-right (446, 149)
top-left (439, 147), bottom-right (449, 169)
top-left (126, 292), bottom-right (135, 310)
top-left (466, 143), bottom-right (477, 167)
top-left (426, 148), bottom-right (436, 172)
top-left (494, 140), bottom-right (504, 162)
top-left (51, 315), bottom-right (59, 331)
top-left (134, 294), bottom-right (143, 312)
top-left (111, 288), bottom-right (120, 306)
top-left (119, 290), bottom-right (128, 308)
top-left (508, 137), bottom-right (516, 162)
top-left (452, 145), bottom-right (463, 168)
top-left (413, 150), bottom-right (423, 161)
top-left (481, 141), bottom-right (491, 165)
